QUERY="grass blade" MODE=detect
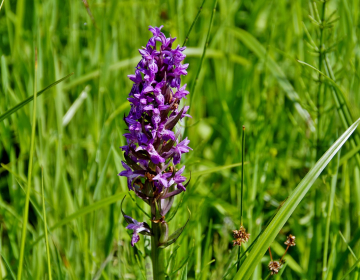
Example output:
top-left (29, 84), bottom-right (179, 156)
top-left (233, 118), bottom-right (360, 280)
top-left (190, 0), bottom-right (217, 107)
top-left (182, 0), bottom-right (207, 47)
top-left (0, 72), bottom-right (73, 122)
top-left (17, 49), bottom-right (38, 280)
top-left (0, 253), bottom-right (16, 280)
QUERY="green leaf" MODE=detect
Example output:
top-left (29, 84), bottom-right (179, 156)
top-left (0, 72), bottom-right (73, 122)
top-left (233, 118), bottom-right (360, 280)
top-left (158, 210), bottom-right (191, 249)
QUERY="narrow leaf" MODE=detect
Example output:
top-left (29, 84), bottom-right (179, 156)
top-left (158, 209), bottom-right (191, 248)
top-left (0, 73), bottom-right (73, 122)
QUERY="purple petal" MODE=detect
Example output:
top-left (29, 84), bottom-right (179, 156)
top-left (131, 233), bottom-right (140, 247)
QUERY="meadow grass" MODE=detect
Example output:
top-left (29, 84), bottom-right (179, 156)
top-left (1, 0), bottom-right (360, 279)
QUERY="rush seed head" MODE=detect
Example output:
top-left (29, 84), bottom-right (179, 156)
top-left (268, 260), bottom-right (281, 275)
top-left (284, 234), bottom-right (296, 247)
top-left (232, 225), bottom-right (250, 246)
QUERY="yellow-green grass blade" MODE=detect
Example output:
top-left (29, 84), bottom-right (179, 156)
top-left (233, 118), bottom-right (360, 280)
top-left (41, 169), bottom-right (52, 280)
top-left (0, 72), bottom-right (73, 122)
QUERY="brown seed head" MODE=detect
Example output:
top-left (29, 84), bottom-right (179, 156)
top-left (284, 234), bottom-right (296, 247)
top-left (232, 226), bottom-right (250, 246)
top-left (268, 260), bottom-right (281, 275)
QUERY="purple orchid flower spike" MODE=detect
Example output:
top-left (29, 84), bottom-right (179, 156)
top-left (119, 27), bottom-right (192, 275)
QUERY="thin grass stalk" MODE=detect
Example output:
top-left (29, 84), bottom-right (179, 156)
top-left (17, 49), bottom-right (38, 280)
top-left (339, 231), bottom-right (358, 261)
top-left (41, 168), bottom-right (52, 280)
top-left (240, 126), bottom-right (245, 226)
top-left (182, 0), bottom-right (207, 47)
top-left (190, 0), bottom-right (217, 107)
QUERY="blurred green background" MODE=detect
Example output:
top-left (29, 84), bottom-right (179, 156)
top-left (1, 0), bottom-right (360, 279)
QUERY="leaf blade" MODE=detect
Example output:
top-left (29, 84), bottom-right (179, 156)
top-left (0, 72), bottom-right (73, 122)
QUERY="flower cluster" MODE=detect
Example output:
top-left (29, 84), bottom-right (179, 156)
top-left (232, 225), bottom-right (250, 246)
top-left (268, 260), bottom-right (282, 275)
top-left (120, 26), bottom-right (192, 246)
top-left (267, 234), bottom-right (296, 275)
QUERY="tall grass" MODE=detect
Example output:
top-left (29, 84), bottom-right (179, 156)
top-left (1, 0), bottom-right (360, 279)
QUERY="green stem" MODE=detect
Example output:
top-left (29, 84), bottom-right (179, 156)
top-left (182, 0), bottom-right (207, 47)
top-left (151, 221), bottom-right (165, 280)
top-left (236, 126), bottom-right (245, 272)
top-left (237, 246), bottom-right (241, 272)
top-left (240, 126), bottom-right (245, 226)
top-left (189, 0), bottom-right (217, 108)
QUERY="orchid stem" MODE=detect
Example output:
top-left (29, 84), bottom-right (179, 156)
top-left (151, 221), bottom-right (165, 280)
